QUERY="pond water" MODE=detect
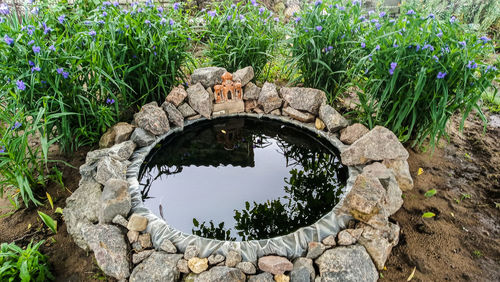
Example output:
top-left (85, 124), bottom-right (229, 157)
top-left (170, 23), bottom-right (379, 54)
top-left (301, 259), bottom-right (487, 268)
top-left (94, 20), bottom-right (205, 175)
top-left (139, 117), bottom-right (348, 241)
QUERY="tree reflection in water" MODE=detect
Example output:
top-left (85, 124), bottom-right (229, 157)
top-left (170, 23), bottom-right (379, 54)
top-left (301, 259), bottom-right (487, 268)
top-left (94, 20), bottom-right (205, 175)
top-left (139, 117), bottom-right (347, 241)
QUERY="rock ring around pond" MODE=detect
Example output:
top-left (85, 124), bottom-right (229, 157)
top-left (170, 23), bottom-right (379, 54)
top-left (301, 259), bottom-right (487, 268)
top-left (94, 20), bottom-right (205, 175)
top-left (64, 66), bottom-right (413, 281)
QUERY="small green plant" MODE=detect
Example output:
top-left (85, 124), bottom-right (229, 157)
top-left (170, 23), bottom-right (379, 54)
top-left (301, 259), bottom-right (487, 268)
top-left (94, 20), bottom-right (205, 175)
top-left (424, 189), bottom-right (437, 197)
top-left (201, 0), bottom-right (283, 77)
top-left (0, 240), bottom-right (54, 281)
top-left (422, 212), bottom-right (436, 218)
top-left (472, 250), bottom-right (483, 257)
top-left (37, 211), bottom-right (57, 234)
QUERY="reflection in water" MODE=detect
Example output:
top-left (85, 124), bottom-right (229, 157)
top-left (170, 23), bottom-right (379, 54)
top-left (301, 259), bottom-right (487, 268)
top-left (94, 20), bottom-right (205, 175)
top-left (139, 117), bottom-right (348, 241)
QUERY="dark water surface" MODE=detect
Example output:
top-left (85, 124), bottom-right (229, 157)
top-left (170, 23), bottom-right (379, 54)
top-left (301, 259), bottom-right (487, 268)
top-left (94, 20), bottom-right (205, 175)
top-left (139, 117), bottom-right (348, 241)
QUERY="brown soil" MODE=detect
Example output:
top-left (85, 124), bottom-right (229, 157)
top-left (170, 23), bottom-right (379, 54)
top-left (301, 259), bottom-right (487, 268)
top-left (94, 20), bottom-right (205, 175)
top-left (1, 113), bottom-right (499, 281)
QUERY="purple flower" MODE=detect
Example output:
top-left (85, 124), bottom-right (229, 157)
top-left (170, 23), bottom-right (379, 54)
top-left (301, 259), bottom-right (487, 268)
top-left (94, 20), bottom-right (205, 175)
top-left (49, 45), bottom-right (56, 51)
top-left (97, 20), bottom-right (105, 24)
top-left (466, 60), bottom-right (477, 69)
top-left (169, 19), bottom-right (175, 26)
top-left (145, 19), bottom-right (151, 25)
top-left (375, 23), bottom-right (381, 30)
top-left (316, 26), bottom-right (323, 32)
top-left (16, 80), bottom-right (26, 90)
top-left (0, 3), bottom-right (9, 15)
top-left (428, 13), bottom-right (435, 19)
top-left (207, 10), bottom-right (216, 17)
top-left (11, 121), bottom-right (22, 130)
top-left (328, 46), bottom-right (333, 51)
top-left (422, 44), bottom-right (434, 51)
top-left (113, 1), bottom-right (119, 7)
top-left (379, 12), bottom-right (386, 18)
top-left (28, 40), bottom-right (35, 45)
top-left (4, 34), bottom-right (13, 45)
top-left (160, 18), bottom-right (167, 25)
top-left (389, 62), bottom-right (397, 75)
top-left (458, 41), bottom-right (466, 48)
top-left (406, 10), bottom-right (416, 15)
top-left (274, 17), bottom-right (279, 22)
top-left (450, 16), bottom-right (457, 23)
top-left (485, 65), bottom-right (498, 73)
top-left (29, 60), bottom-right (35, 66)
top-left (479, 36), bottom-right (490, 44)
top-left (0, 146), bottom-right (5, 153)
top-left (371, 18), bottom-right (378, 23)
top-left (416, 44), bottom-right (420, 51)
top-left (359, 42), bottom-right (365, 48)
top-left (89, 30), bottom-right (97, 36)
top-left (259, 7), bottom-right (265, 14)
top-left (315, 0), bottom-right (322, 6)
top-left (436, 72), bottom-right (447, 79)
top-left (295, 17), bottom-right (301, 23)
top-left (57, 68), bottom-right (64, 74)
top-left (173, 2), bottom-right (180, 10)
top-left (62, 72), bottom-right (69, 79)
top-left (106, 98), bottom-right (115, 105)
top-left (393, 42), bottom-right (398, 47)
top-left (31, 66), bottom-right (41, 72)
top-left (103, 1), bottom-right (111, 6)
top-left (436, 31), bottom-right (443, 38)
top-left (32, 46), bottom-right (41, 53)
top-left (432, 55), bottom-right (439, 62)
top-left (251, 0), bottom-right (258, 7)
top-left (352, 1), bottom-right (361, 6)
top-left (102, 11), bottom-right (107, 17)
top-left (58, 15), bottom-right (66, 24)
top-left (239, 14), bottom-right (245, 20)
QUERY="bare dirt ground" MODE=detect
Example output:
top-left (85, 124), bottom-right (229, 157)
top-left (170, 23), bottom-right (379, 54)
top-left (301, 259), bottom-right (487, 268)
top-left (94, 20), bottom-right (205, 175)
top-left (1, 112), bottom-right (499, 281)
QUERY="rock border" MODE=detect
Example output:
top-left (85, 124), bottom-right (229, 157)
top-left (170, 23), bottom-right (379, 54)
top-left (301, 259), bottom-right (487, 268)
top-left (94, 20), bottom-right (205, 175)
top-left (65, 66), bottom-right (413, 281)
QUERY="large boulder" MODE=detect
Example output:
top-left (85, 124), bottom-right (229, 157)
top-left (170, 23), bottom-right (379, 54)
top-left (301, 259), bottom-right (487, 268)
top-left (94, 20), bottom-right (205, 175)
top-left (342, 173), bottom-right (388, 223)
top-left (291, 257), bottom-right (315, 282)
top-left (130, 128), bottom-right (156, 147)
top-left (130, 252), bottom-right (183, 282)
top-left (85, 140), bottom-right (136, 164)
top-left (166, 85), bottom-right (188, 107)
top-left (280, 87), bottom-right (326, 115)
top-left (187, 83), bottom-right (212, 118)
top-left (315, 245), bottom-right (378, 282)
top-left (64, 178), bottom-right (102, 250)
top-left (162, 102), bottom-right (184, 128)
top-left (225, 250), bottom-right (242, 267)
top-left (340, 126), bottom-right (409, 166)
top-left (82, 224), bottom-right (130, 280)
top-left (178, 103), bottom-right (198, 118)
top-left (319, 104), bottom-right (348, 133)
top-left (95, 156), bottom-right (129, 185)
top-left (362, 162), bottom-right (403, 216)
top-left (233, 66), bottom-right (254, 86)
top-left (258, 82), bottom-right (283, 113)
top-left (340, 123), bottom-right (369, 145)
top-left (244, 82), bottom-right (261, 100)
top-left (99, 178), bottom-right (131, 224)
top-left (193, 266), bottom-right (246, 282)
top-left (383, 159), bottom-right (414, 191)
top-left (191, 67), bottom-right (227, 88)
top-left (134, 102), bottom-right (170, 136)
top-left (248, 272), bottom-right (274, 282)
top-left (257, 255), bottom-right (293, 275)
top-left (283, 107), bottom-right (315, 123)
top-left (99, 122), bottom-right (135, 148)
top-left (357, 222), bottom-right (400, 270)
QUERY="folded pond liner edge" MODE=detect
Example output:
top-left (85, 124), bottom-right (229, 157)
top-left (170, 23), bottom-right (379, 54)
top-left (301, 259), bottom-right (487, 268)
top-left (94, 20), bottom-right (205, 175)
top-left (126, 113), bottom-right (359, 262)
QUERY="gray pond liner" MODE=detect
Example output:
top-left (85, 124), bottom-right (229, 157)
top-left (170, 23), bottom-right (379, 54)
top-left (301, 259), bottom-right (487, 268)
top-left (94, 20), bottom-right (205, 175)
top-left (127, 113), bottom-right (358, 262)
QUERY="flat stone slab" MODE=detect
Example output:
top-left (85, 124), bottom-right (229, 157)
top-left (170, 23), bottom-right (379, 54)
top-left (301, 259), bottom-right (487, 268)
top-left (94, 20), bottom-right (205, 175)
top-left (130, 252), bottom-right (183, 282)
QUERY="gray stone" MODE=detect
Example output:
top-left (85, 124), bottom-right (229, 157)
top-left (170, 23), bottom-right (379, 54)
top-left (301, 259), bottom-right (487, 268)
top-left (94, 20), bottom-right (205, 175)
top-left (99, 179), bottom-right (131, 223)
top-left (127, 214), bottom-right (148, 232)
top-left (193, 266), bottom-right (245, 282)
top-left (340, 123), bottom-right (369, 145)
top-left (112, 214), bottom-right (128, 228)
top-left (166, 85), bottom-right (188, 107)
top-left (337, 229), bottom-right (363, 246)
top-left (191, 67), bottom-right (227, 88)
top-left (244, 100), bottom-right (258, 112)
top-left (187, 83), bottom-right (212, 118)
top-left (83, 224), bottom-right (130, 280)
top-left (208, 254), bottom-right (225, 265)
top-left (236, 261), bottom-right (256, 274)
top-left (363, 162), bottom-right (403, 216)
top-left (258, 82), bottom-right (283, 114)
top-left (160, 239), bottom-right (177, 253)
top-left (321, 235), bottom-right (336, 247)
top-left (319, 104), bottom-right (348, 133)
top-left (225, 250), bottom-right (242, 267)
top-left (280, 87), bottom-right (326, 115)
top-left (340, 126), bottom-right (409, 166)
top-left (132, 241), bottom-right (143, 252)
top-left (206, 87), bottom-right (215, 102)
top-left (129, 252), bottom-right (183, 282)
top-left (178, 103), bottom-right (198, 118)
top-left (86, 140), bottom-right (137, 163)
top-left (130, 128), bottom-right (156, 147)
top-left (244, 82), bottom-right (261, 100)
top-left (138, 233), bottom-right (152, 249)
top-left (213, 100), bottom-right (245, 116)
top-left (270, 109), bottom-right (281, 116)
top-left (383, 159), bottom-right (414, 191)
top-left (132, 250), bottom-right (154, 264)
top-left (188, 257), bottom-right (209, 274)
top-left (184, 245), bottom-right (199, 260)
top-left (233, 66), bottom-right (254, 86)
top-left (342, 173), bottom-right (387, 223)
top-left (99, 122), bottom-right (135, 148)
top-left (306, 242), bottom-right (327, 259)
top-left (292, 257), bottom-right (315, 282)
top-left (258, 256), bottom-right (293, 275)
top-left (490, 114), bottom-right (500, 128)
top-left (315, 245), bottom-right (377, 282)
top-left (64, 178), bottom-right (102, 250)
top-left (134, 102), bottom-right (170, 136)
top-left (162, 102), bottom-right (184, 128)
top-left (187, 114), bottom-right (202, 120)
top-left (248, 272), bottom-right (274, 282)
top-left (95, 156), bottom-right (129, 185)
top-left (357, 222), bottom-right (400, 270)
top-left (283, 107), bottom-right (315, 123)
top-left (177, 258), bottom-right (190, 273)
top-left (127, 230), bottom-right (139, 243)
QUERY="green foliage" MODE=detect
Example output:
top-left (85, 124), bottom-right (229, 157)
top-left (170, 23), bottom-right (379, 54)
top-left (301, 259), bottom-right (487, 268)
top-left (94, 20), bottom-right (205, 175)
top-left (353, 7), bottom-right (498, 147)
top-left (422, 212), bottom-right (436, 218)
top-left (424, 189), bottom-right (437, 197)
top-left (37, 211), bottom-right (58, 234)
top-left (287, 1), bottom-right (363, 100)
top-left (0, 240), bottom-right (54, 282)
top-left (201, 0), bottom-right (282, 77)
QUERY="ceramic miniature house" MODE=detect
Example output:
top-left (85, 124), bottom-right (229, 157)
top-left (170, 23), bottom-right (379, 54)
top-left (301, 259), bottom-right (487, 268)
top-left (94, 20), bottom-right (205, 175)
top-left (214, 72), bottom-right (243, 103)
